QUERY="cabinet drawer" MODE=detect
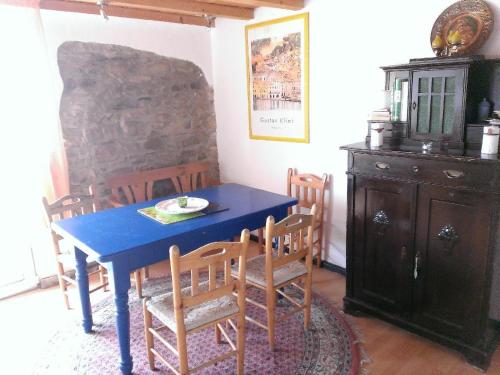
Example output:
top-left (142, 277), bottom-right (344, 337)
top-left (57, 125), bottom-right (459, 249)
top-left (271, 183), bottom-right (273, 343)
top-left (352, 153), bottom-right (498, 192)
top-left (353, 153), bottom-right (415, 180)
top-left (415, 159), bottom-right (496, 192)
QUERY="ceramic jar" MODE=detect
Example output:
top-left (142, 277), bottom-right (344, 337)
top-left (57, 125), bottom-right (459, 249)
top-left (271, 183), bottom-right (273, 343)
top-left (481, 125), bottom-right (499, 155)
top-left (370, 123), bottom-right (385, 148)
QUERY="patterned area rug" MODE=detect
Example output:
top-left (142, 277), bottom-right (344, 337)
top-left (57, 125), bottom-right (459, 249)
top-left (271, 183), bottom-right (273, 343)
top-left (33, 276), bottom-right (363, 374)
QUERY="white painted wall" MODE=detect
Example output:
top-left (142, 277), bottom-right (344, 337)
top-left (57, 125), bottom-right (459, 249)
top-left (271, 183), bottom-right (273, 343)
top-left (211, 0), bottom-right (500, 267)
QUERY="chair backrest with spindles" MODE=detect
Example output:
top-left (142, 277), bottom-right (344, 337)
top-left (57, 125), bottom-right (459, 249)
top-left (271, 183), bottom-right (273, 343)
top-left (42, 189), bottom-right (99, 256)
top-left (170, 161), bottom-right (210, 194)
top-left (264, 205), bottom-right (317, 279)
top-left (105, 161), bottom-right (211, 206)
top-left (169, 229), bottom-right (250, 331)
top-left (287, 168), bottom-right (327, 220)
top-left (43, 192), bottom-right (98, 223)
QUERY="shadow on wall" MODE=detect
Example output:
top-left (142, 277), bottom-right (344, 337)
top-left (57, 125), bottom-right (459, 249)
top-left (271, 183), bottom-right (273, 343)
top-left (323, 171), bottom-right (350, 267)
top-left (323, 174), bottom-right (334, 257)
top-left (57, 41), bottom-right (219, 200)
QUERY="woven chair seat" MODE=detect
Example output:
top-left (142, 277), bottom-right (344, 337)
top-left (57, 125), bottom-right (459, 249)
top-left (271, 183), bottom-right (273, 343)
top-left (233, 254), bottom-right (307, 288)
top-left (146, 281), bottom-right (239, 332)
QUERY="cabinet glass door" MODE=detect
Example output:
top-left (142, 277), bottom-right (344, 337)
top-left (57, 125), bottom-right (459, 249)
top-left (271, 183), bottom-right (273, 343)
top-left (411, 69), bottom-right (465, 142)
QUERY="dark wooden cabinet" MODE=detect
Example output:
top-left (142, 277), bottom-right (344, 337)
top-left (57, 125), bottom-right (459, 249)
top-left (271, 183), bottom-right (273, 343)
top-left (342, 143), bottom-right (500, 370)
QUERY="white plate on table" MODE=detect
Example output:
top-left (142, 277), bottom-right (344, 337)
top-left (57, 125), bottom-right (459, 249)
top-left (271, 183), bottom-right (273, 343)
top-left (155, 197), bottom-right (209, 215)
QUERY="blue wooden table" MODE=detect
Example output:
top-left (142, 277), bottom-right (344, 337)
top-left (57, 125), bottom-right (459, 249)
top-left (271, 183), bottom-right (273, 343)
top-left (51, 183), bottom-right (296, 374)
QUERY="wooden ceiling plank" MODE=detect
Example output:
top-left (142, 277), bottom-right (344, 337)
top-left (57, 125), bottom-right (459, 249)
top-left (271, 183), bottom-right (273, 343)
top-left (39, 0), bottom-right (213, 27)
top-left (106, 0), bottom-right (254, 20)
top-left (205, 0), bottom-right (303, 10)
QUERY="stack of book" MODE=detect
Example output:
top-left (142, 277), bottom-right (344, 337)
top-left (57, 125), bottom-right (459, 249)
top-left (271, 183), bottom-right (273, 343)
top-left (368, 108), bottom-right (391, 121)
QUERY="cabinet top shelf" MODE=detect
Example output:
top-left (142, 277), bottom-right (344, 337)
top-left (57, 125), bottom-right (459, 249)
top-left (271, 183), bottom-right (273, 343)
top-left (340, 142), bottom-right (499, 164)
top-left (381, 55), bottom-right (500, 71)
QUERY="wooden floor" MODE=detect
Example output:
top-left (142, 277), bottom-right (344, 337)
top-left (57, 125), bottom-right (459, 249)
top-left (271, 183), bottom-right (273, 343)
top-left (1, 248), bottom-right (499, 375)
top-left (312, 270), bottom-right (500, 375)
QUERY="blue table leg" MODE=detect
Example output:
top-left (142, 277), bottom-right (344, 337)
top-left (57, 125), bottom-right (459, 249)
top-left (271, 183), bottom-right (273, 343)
top-left (74, 247), bottom-right (93, 333)
top-left (108, 259), bottom-right (133, 375)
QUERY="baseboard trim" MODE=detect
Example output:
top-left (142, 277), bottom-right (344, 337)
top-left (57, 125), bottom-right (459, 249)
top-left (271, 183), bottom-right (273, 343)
top-left (0, 277), bottom-right (39, 300)
top-left (321, 261), bottom-right (346, 276)
top-left (39, 270), bottom-right (75, 289)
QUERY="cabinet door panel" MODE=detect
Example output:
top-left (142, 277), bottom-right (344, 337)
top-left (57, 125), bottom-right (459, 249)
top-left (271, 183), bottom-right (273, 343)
top-left (353, 177), bottom-right (415, 314)
top-left (413, 186), bottom-right (491, 341)
top-left (410, 69), bottom-right (465, 143)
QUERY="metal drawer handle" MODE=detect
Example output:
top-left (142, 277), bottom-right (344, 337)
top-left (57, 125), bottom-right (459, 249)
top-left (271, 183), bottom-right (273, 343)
top-left (414, 252), bottom-right (420, 280)
top-left (375, 162), bottom-right (390, 170)
top-left (443, 169), bottom-right (464, 179)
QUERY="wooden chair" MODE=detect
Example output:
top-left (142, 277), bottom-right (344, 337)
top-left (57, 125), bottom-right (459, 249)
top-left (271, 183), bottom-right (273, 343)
top-left (42, 188), bottom-right (108, 310)
top-left (236, 205), bottom-right (316, 350)
top-left (258, 168), bottom-right (327, 267)
top-left (105, 161), bottom-right (212, 207)
top-left (143, 229), bottom-right (249, 375)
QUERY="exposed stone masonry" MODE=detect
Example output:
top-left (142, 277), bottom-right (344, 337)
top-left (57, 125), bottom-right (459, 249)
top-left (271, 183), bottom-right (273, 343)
top-left (58, 41), bottom-right (219, 200)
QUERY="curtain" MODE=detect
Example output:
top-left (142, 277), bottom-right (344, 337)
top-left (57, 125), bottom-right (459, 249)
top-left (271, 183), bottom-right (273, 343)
top-left (0, 3), bottom-right (69, 289)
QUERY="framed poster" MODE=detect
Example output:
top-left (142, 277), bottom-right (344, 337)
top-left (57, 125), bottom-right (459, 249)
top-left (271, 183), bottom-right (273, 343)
top-left (245, 13), bottom-right (309, 143)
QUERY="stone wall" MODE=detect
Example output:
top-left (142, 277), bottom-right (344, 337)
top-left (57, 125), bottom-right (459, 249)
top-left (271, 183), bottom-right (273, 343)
top-left (58, 41), bottom-right (219, 201)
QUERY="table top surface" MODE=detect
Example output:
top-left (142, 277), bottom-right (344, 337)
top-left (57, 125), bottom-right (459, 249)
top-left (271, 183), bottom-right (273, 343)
top-left (52, 183), bottom-right (296, 261)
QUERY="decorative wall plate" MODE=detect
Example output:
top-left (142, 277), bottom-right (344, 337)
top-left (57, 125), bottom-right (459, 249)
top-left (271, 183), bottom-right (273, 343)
top-left (430, 0), bottom-right (493, 56)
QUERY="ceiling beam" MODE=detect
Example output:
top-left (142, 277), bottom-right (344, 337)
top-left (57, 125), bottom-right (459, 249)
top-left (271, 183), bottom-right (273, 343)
top-left (107, 0), bottom-right (254, 20)
top-left (207, 0), bottom-right (303, 10)
top-left (39, 0), bottom-right (213, 27)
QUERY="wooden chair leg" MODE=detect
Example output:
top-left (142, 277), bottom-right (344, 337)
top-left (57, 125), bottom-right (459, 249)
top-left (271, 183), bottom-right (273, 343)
top-left (56, 262), bottom-right (70, 310)
top-left (236, 314), bottom-right (245, 375)
top-left (99, 265), bottom-right (107, 292)
top-left (177, 329), bottom-right (189, 375)
top-left (257, 228), bottom-right (264, 254)
top-left (143, 266), bottom-right (150, 280)
top-left (215, 323), bottom-right (222, 344)
top-left (314, 242), bottom-right (322, 268)
top-left (304, 273), bottom-right (313, 329)
top-left (143, 298), bottom-right (156, 370)
top-left (134, 270), bottom-right (142, 298)
top-left (316, 228), bottom-right (323, 267)
top-left (266, 287), bottom-right (276, 351)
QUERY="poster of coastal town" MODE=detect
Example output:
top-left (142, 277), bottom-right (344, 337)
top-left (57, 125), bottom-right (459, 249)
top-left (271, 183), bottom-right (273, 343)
top-left (246, 13), bottom-right (309, 143)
